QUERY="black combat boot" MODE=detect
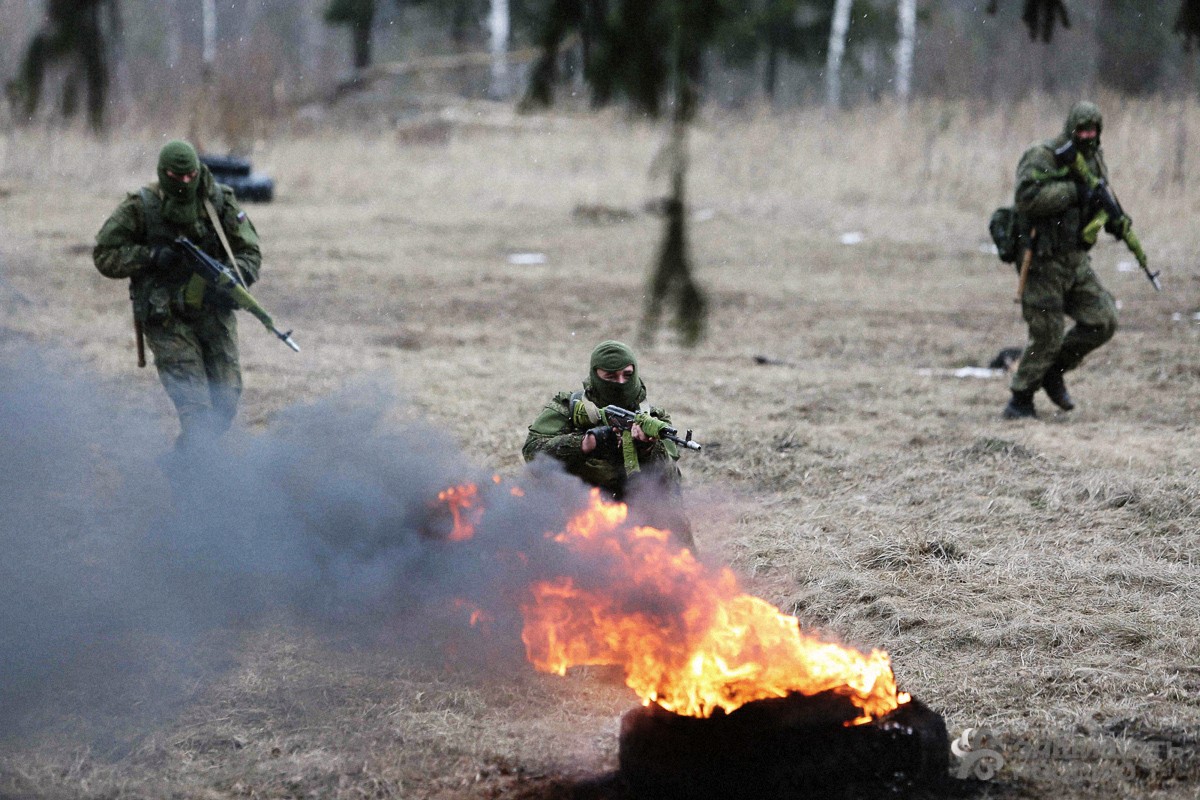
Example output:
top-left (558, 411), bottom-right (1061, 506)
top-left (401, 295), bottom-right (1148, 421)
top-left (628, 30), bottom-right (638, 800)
top-left (1041, 368), bottom-right (1075, 411)
top-left (1002, 389), bottom-right (1037, 420)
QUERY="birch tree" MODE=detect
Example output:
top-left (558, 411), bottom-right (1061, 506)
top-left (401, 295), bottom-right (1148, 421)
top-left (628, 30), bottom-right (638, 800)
top-left (488, 0), bottom-right (510, 98)
top-left (825, 0), bottom-right (852, 109)
top-left (895, 0), bottom-right (915, 104)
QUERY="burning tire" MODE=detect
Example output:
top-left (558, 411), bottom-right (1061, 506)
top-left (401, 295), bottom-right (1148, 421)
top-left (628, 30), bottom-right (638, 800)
top-left (618, 691), bottom-right (948, 799)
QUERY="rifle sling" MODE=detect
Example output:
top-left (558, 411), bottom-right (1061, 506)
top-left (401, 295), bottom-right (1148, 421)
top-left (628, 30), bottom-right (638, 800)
top-left (621, 429), bottom-right (640, 476)
top-left (203, 198), bottom-right (248, 287)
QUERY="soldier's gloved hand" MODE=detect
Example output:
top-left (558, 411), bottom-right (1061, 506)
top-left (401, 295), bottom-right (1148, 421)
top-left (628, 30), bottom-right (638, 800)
top-left (1053, 139), bottom-right (1078, 167)
top-left (582, 425), bottom-right (616, 454)
top-left (1106, 213), bottom-right (1132, 239)
top-left (634, 412), bottom-right (669, 440)
top-left (149, 244), bottom-right (183, 273)
top-left (205, 286), bottom-right (240, 312)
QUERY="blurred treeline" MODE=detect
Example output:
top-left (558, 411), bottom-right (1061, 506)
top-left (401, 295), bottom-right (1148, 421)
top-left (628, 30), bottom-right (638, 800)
top-left (2, 0), bottom-right (1197, 134)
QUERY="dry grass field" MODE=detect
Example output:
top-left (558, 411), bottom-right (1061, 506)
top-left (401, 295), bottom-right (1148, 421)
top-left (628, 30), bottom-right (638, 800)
top-left (1, 95), bottom-right (1199, 799)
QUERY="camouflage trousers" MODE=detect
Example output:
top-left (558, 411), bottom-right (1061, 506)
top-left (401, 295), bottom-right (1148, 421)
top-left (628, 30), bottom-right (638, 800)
top-left (1011, 250), bottom-right (1118, 394)
top-left (144, 310), bottom-right (242, 450)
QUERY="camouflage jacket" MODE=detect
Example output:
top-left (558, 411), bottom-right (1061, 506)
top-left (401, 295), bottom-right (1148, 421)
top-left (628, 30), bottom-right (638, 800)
top-left (1013, 139), bottom-right (1108, 257)
top-left (522, 389), bottom-right (680, 498)
top-left (93, 175), bottom-right (261, 323)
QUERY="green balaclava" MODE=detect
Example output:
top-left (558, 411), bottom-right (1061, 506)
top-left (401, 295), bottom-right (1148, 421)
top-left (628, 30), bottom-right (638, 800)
top-left (585, 340), bottom-right (646, 410)
top-left (157, 139), bottom-right (202, 226)
top-left (1064, 100), bottom-right (1103, 157)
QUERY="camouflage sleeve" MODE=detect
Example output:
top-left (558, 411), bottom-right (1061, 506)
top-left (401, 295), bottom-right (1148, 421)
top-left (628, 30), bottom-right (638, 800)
top-left (218, 187), bottom-right (262, 286)
top-left (521, 398), bottom-right (591, 468)
top-left (93, 194), bottom-right (150, 279)
top-left (1014, 144), bottom-right (1080, 219)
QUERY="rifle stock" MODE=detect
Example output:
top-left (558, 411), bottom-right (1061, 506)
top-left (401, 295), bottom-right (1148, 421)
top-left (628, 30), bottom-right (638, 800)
top-left (1015, 227), bottom-right (1037, 305)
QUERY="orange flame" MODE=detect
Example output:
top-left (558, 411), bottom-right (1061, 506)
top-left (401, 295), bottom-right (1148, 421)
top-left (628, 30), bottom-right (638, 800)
top-left (437, 483), bottom-right (482, 541)
top-left (520, 490), bottom-right (908, 722)
top-left (452, 598), bottom-right (492, 628)
top-left (437, 483), bottom-right (908, 723)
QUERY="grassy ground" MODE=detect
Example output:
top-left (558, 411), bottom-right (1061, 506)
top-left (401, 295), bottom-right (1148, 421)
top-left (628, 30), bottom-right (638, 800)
top-left (1, 95), bottom-right (1198, 798)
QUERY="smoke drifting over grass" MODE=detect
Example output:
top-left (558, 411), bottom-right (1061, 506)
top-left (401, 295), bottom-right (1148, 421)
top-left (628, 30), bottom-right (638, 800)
top-left (0, 346), bottom-right (604, 738)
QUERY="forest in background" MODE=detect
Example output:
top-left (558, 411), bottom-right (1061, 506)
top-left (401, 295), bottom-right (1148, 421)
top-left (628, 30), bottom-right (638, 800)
top-left (2, 0), bottom-right (1198, 138)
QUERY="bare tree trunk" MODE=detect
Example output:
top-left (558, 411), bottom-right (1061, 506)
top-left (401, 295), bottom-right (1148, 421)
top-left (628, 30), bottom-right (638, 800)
top-left (895, 0), bottom-right (916, 105)
top-left (1175, 52), bottom-right (1196, 186)
top-left (351, 21), bottom-right (371, 69)
top-left (826, 0), bottom-right (853, 109)
top-left (201, 0), bottom-right (216, 81)
top-left (489, 0), bottom-right (510, 99)
top-left (189, 0), bottom-right (218, 147)
top-left (763, 40), bottom-right (779, 101)
top-left (165, 0), bottom-right (182, 70)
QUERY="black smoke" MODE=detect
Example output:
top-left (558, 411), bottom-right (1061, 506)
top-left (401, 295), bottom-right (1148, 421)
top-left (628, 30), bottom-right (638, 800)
top-left (0, 346), bottom-right (607, 737)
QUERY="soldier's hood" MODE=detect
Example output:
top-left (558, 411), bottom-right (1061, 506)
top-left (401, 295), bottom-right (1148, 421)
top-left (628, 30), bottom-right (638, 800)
top-left (1064, 101), bottom-right (1103, 137)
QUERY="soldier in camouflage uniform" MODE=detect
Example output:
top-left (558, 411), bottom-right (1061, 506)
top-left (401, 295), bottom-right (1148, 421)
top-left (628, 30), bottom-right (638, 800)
top-left (523, 340), bottom-right (695, 549)
top-left (1003, 101), bottom-right (1120, 420)
top-left (94, 140), bottom-right (262, 450)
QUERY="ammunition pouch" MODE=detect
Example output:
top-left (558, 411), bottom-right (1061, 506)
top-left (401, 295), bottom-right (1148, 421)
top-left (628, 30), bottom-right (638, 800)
top-left (1032, 206), bottom-right (1086, 257)
top-left (145, 286), bottom-right (173, 324)
top-left (988, 206), bottom-right (1027, 264)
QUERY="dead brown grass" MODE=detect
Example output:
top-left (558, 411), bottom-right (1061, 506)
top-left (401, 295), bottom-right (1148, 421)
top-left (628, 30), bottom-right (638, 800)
top-left (1, 95), bottom-right (1198, 798)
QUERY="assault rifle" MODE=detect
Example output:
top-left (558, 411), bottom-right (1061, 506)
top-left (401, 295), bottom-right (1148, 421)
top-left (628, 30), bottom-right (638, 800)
top-left (1053, 141), bottom-right (1160, 291)
top-left (174, 237), bottom-right (301, 352)
top-left (600, 405), bottom-right (702, 451)
top-left (569, 393), bottom-right (702, 452)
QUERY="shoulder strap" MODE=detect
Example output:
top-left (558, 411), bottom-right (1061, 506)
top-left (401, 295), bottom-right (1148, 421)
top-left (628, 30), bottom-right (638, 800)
top-left (203, 197), bottom-right (248, 287)
top-left (138, 187), bottom-right (161, 234)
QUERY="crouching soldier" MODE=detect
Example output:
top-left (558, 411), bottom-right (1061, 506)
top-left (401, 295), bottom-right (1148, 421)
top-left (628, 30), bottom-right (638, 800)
top-left (523, 340), bottom-right (696, 550)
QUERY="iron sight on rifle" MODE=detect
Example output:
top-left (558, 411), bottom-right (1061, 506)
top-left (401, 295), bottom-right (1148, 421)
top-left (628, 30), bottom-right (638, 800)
top-left (1053, 140), bottom-right (1161, 291)
top-left (598, 404), bottom-right (702, 452)
top-left (174, 236), bottom-right (301, 352)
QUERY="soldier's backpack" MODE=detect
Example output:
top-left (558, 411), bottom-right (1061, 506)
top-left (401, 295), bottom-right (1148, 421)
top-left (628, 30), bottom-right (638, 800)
top-left (988, 206), bottom-right (1023, 264)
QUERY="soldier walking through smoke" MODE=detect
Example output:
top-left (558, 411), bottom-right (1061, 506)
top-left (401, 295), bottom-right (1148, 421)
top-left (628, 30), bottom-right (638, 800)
top-left (523, 340), bottom-right (698, 550)
top-left (93, 140), bottom-right (264, 452)
top-left (1002, 101), bottom-right (1124, 420)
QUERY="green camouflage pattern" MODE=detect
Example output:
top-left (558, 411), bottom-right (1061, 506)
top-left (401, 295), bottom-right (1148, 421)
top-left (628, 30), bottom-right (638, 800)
top-left (522, 388), bottom-right (681, 498)
top-left (523, 385), bottom-right (694, 548)
top-left (1011, 250), bottom-right (1117, 394)
top-left (1009, 101), bottom-right (1119, 396)
top-left (93, 169), bottom-right (262, 450)
top-left (143, 310), bottom-right (242, 449)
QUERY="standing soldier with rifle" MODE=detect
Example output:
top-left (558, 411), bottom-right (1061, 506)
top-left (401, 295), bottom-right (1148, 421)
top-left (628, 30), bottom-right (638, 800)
top-left (93, 140), bottom-right (270, 452)
top-left (1002, 101), bottom-right (1132, 420)
top-left (523, 340), bottom-right (700, 550)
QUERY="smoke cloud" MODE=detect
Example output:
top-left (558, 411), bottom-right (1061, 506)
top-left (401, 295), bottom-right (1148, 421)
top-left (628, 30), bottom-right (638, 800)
top-left (0, 345), bottom-right (610, 737)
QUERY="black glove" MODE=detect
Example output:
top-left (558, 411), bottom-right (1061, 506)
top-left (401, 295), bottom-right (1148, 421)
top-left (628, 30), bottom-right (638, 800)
top-left (1053, 139), bottom-right (1078, 168)
top-left (585, 425), bottom-right (617, 453)
top-left (204, 285), bottom-right (240, 312)
top-left (149, 245), bottom-right (182, 273)
top-left (1104, 212), bottom-right (1132, 239)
